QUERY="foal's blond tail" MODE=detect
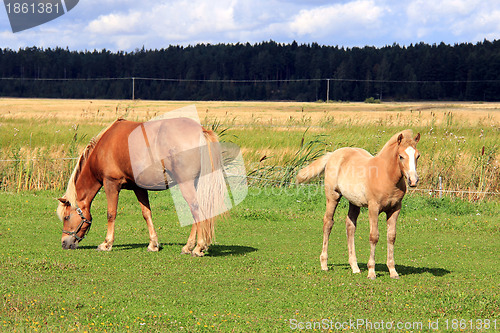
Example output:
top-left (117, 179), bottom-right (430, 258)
top-left (196, 129), bottom-right (228, 246)
top-left (296, 153), bottom-right (332, 184)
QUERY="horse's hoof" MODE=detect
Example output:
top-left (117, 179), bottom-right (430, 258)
top-left (367, 275), bottom-right (376, 280)
top-left (191, 251), bottom-right (204, 257)
top-left (390, 274), bottom-right (400, 279)
top-left (97, 244), bottom-right (112, 251)
top-left (181, 248), bottom-right (192, 255)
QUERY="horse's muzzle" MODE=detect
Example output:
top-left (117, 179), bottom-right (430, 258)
top-left (61, 235), bottom-right (79, 250)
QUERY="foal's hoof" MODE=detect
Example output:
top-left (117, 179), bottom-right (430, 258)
top-left (390, 274), bottom-right (400, 279)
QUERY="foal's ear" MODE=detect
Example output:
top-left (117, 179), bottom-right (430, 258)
top-left (58, 198), bottom-right (70, 206)
top-left (397, 133), bottom-right (404, 145)
top-left (414, 133), bottom-right (421, 143)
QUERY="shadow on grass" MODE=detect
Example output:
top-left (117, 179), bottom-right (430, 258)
top-left (78, 243), bottom-right (258, 256)
top-left (332, 263), bottom-right (451, 277)
top-left (207, 244), bottom-right (258, 257)
top-left (78, 243), bottom-right (161, 251)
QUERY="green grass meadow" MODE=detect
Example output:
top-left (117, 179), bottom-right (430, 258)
top-left (1, 188), bottom-right (499, 332)
top-left (0, 100), bottom-right (499, 332)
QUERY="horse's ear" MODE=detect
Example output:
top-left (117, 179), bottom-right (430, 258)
top-left (397, 133), bottom-right (404, 145)
top-left (414, 133), bottom-right (420, 143)
top-left (58, 198), bottom-right (70, 206)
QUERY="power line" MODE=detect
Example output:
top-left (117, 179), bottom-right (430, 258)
top-left (0, 76), bottom-right (499, 84)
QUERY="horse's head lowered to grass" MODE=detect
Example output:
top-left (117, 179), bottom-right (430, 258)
top-left (57, 197), bottom-right (92, 249)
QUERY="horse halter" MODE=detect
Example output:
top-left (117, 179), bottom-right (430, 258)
top-left (62, 207), bottom-right (92, 242)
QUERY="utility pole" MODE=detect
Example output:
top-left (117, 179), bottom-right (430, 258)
top-left (326, 79), bottom-right (330, 103)
top-left (132, 77), bottom-right (135, 100)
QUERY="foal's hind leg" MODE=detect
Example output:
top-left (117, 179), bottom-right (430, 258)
top-left (320, 190), bottom-right (341, 271)
top-left (345, 203), bottom-right (361, 274)
top-left (133, 188), bottom-right (160, 252)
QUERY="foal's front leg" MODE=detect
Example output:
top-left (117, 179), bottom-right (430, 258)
top-left (367, 204), bottom-right (380, 279)
top-left (386, 205), bottom-right (401, 279)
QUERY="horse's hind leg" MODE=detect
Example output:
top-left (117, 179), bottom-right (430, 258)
top-left (133, 187), bottom-right (160, 252)
top-left (320, 188), bottom-right (341, 271)
top-left (345, 203), bottom-right (361, 274)
top-left (181, 224), bottom-right (197, 255)
top-left (178, 180), bottom-right (207, 257)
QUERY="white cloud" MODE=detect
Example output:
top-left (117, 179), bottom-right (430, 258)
top-left (288, 0), bottom-right (386, 38)
top-left (85, 0), bottom-right (238, 46)
top-left (1, 0), bottom-right (500, 50)
top-left (401, 0), bottom-right (500, 42)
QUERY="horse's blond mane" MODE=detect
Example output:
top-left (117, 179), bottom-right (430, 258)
top-left (378, 129), bottom-right (415, 155)
top-left (62, 119), bottom-right (124, 207)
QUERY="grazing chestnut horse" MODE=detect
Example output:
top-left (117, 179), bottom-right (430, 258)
top-left (297, 130), bottom-right (420, 279)
top-left (57, 118), bottom-right (227, 257)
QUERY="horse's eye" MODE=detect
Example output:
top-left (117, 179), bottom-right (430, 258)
top-left (64, 215), bottom-right (70, 221)
top-left (399, 155), bottom-right (404, 160)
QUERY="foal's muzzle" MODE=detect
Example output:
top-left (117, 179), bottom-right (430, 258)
top-left (407, 173), bottom-right (419, 187)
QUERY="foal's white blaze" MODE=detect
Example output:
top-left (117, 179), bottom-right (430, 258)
top-left (405, 146), bottom-right (418, 186)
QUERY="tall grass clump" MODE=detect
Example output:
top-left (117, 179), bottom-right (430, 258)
top-left (247, 129), bottom-right (327, 187)
top-left (0, 120), bottom-right (91, 191)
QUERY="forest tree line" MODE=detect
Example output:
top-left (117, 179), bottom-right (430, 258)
top-left (0, 40), bottom-right (499, 101)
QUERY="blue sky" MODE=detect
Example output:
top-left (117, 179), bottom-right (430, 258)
top-left (1, 0), bottom-right (499, 51)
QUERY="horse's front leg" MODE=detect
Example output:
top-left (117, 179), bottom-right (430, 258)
top-left (97, 181), bottom-right (120, 251)
top-left (386, 204), bottom-right (401, 279)
top-left (367, 204), bottom-right (380, 280)
top-left (133, 187), bottom-right (160, 252)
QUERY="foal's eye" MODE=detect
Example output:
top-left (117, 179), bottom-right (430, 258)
top-left (64, 215), bottom-right (70, 221)
top-left (399, 155), bottom-right (404, 160)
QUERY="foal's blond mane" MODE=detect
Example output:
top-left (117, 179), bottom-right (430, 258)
top-left (378, 129), bottom-right (415, 155)
top-left (62, 119), bottom-right (123, 207)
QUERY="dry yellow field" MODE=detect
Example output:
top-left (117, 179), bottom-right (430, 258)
top-left (1, 98), bottom-right (499, 127)
top-left (1, 98), bottom-right (499, 199)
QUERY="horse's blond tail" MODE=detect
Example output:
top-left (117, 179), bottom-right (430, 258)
top-left (196, 129), bottom-right (227, 246)
top-left (296, 153), bottom-right (332, 184)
